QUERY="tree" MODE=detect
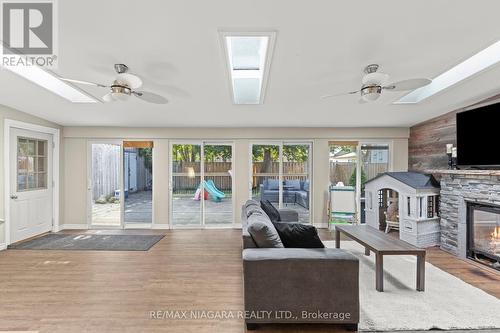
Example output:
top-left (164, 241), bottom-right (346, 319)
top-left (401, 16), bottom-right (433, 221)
top-left (138, 148), bottom-right (153, 173)
top-left (348, 168), bottom-right (368, 191)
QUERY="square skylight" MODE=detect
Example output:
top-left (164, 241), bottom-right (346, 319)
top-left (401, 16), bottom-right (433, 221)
top-left (221, 32), bottom-right (276, 105)
top-left (395, 40), bottom-right (500, 104)
top-left (3, 65), bottom-right (98, 103)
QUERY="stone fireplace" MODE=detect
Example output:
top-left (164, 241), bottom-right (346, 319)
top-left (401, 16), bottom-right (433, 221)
top-left (433, 169), bottom-right (500, 270)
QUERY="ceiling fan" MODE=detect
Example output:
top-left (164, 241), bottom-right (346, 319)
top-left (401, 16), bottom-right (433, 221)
top-left (59, 64), bottom-right (168, 104)
top-left (321, 64), bottom-right (432, 103)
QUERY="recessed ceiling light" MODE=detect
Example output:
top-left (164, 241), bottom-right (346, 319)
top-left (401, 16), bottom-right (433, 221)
top-left (3, 65), bottom-right (98, 103)
top-left (220, 31), bottom-right (276, 105)
top-left (395, 40), bottom-right (500, 104)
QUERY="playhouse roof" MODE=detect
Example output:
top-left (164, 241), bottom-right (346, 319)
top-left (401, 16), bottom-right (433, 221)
top-left (366, 172), bottom-right (440, 189)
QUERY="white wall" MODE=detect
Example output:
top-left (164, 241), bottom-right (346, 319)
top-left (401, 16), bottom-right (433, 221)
top-left (62, 127), bottom-right (409, 228)
top-left (0, 104), bottom-right (62, 247)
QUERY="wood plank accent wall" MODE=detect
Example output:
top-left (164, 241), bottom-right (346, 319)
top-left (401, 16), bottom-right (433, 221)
top-left (408, 110), bottom-right (457, 171)
top-left (409, 93), bottom-right (500, 172)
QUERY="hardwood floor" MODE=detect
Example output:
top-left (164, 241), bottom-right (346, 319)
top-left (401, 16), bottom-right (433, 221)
top-left (0, 229), bottom-right (498, 333)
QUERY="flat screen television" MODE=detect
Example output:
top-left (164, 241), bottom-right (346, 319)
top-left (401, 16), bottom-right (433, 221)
top-left (456, 102), bottom-right (500, 168)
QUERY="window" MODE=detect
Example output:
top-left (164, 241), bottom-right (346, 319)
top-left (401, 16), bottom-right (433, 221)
top-left (395, 40), bottom-right (500, 104)
top-left (17, 138), bottom-right (48, 191)
top-left (407, 196), bottom-right (411, 217)
top-left (221, 32), bottom-right (276, 104)
top-left (378, 190), bottom-right (384, 208)
top-left (418, 197), bottom-right (424, 218)
top-left (427, 196), bottom-right (437, 218)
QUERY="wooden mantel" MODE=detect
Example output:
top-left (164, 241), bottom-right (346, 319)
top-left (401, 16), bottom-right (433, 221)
top-left (425, 169), bottom-right (500, 177)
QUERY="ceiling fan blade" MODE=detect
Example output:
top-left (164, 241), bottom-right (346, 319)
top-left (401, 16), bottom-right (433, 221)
top-left (321, 90), bottom-right (359, 99)
top-left (384, 78), bottom-right (431, 91)
top-left (116, 73), bottom-right (143, 89)
top-left (133, 91), bottom-right (168, 104)
top-left (59, 77), bottom-right (108, 88)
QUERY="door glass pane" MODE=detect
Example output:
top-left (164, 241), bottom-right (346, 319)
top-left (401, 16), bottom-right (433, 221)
top-left (283, 144), bottom-right (311, 223)
top-left (252, 144), bottom-right (280, 210)
top-left (172, 144), bottom-right (201, 226)
top-left (329, 143), bottom-right (358, 225)
top-left (17, 137), bottom-right (47, 191)
top-left (360, 144), bottom-right (389, 224)
top-left (124, 144), bottom-right (153, 224)
top-left (91, 143), bottom-right (121, 226)
top-left (204, 144), bottom-right (233, 225)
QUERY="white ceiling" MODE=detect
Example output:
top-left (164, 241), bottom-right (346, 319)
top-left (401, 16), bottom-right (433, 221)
top-left (2, 0), bottom-right (500, 127)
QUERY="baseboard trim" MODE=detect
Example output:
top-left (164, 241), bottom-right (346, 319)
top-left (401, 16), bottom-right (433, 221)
top-left (151, 224), bottom-right (170, 230)
top-left (124, 223), bottom-right (152, 229)
top-left (0, 243), bottom-right (6, 251)
top-left (60, 224), bottom-right (89, 230)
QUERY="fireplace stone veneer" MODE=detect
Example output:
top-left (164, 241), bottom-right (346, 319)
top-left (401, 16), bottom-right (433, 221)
top-left (431, 170), bottom-right (500, 258)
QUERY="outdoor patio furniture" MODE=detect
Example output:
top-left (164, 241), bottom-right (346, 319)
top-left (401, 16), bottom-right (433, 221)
top-left (259, 179), bottom-right (309, 209)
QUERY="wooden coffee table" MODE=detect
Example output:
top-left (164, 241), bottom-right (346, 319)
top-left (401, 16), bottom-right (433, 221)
top-left (335, 224), bottom-right (426, 292)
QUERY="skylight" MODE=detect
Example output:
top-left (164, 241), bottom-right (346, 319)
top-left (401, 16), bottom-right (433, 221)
top-left (3, 65), bottom-right (98, 103)
top-left (395, 40), bottom-right (500, 104)
top-left (221, 32), bottom-right (275, 104)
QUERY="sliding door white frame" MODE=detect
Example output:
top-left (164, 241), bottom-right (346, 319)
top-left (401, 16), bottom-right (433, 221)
top-left (249, 140), bottom-right (313, 223)
top-left (123, 139), bottom-right (155, 229)
top-left (329, 139), bottom-right (393, 225)
top-left (169, 140), bottom-right (236, 229)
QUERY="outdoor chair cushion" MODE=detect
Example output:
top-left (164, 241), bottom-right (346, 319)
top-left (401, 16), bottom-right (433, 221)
top-left (266, 179), bottom-right (280, 190)
top-left (284, 179), bottom-right (301, 190)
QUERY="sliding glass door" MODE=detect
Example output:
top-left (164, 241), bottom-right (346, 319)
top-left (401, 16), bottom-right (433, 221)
top-left (283, 143), bottom-right (311, 223)
top-left (171, 143), bottom-right (202, 226)
top-left (88, 141), bottom-right (123, 228)
top-left (204, 143), bottom-right (233, 225)
top-left (124, 141), bottom-right (153, 226)
top-left (329, 141), bottom-right (391, 225)
top-left (170, 142), bottom-right (234, 227)
top-left (360, 143), bottom-right (390, 224)
top-left (251, 142), bottom-right (312, 223)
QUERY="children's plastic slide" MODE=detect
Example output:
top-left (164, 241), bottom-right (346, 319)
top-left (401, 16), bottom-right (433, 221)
top-left (193, 180), bottom-right (226, 202)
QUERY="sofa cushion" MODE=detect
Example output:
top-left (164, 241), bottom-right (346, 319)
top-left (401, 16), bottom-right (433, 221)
top-left (247, 214), bottom-right (284, 248)
top-left (260, 200), bottom-right (281, 222)
top-left (266, 179), bottom-right (280, 190)
top-left (272, 222), bottom-right (324, 248)
top-left (285, 179), bottom-right (301, 191)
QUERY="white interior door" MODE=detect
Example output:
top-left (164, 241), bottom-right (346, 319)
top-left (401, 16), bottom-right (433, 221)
top-left (9, 128), bottom-right (53, 243)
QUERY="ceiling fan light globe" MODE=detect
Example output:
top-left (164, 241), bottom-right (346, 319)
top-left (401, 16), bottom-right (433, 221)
top-left (361, 85), bottom-right (382, 102)
top-left (111, 92), bottom-right (130, 101)
top-left (102, 93), bottom-right (115, 102)
top-left (362, 92), bottom-right (380, 102)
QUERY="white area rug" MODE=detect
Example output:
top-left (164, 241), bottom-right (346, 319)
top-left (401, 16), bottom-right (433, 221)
top-left (323, 240), bottom-right (500, 331)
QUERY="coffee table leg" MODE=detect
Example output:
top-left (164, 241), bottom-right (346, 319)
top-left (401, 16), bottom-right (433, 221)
top-left (365, 247), bottom-right (370, 256)
top-left (417, 253), bottom-right (425, 291)
top-left (335, 229), bottom-right (340, 248)
top-left (376, 253), bottom-right (384, 292)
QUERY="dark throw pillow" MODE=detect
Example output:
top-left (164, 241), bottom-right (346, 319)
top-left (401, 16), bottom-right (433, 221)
top-left (260, 200), bottom-right (281, 222)
top-left (272, 222), bottom-right (325, 248)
